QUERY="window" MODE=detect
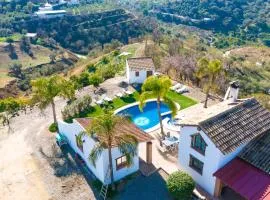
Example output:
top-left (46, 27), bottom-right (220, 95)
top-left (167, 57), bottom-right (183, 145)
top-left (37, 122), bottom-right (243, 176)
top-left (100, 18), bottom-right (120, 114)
top-left (135, 71), bottom-right (139, 77)
top-left (146, 70), bottom-right (153, 77)
top-left (75, 135), bottom-right (84, 152)
top-left (189, 155), bottom-right (204, 175)
top-left (116, 156), bottom-right (127, 170)
top-left (191, 133), bottom-right (207, 155)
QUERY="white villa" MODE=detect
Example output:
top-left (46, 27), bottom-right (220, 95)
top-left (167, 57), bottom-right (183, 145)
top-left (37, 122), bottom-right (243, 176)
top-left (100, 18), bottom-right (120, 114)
top-left (56, 77), bottom-right (270, 199)
top-left (177, 82), bottom-right (270, 199)
top-left (58, 118), bottom-right (153, 184)
top-left (126, 57), bottom-right (155, 84)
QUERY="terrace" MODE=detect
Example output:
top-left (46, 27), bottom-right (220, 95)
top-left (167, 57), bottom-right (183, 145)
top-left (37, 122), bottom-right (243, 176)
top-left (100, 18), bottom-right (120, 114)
top-left (74, 76), bottom-right (197, 118)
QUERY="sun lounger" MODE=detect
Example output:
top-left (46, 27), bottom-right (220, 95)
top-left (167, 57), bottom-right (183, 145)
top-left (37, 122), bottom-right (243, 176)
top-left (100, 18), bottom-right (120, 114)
top-left (171, 83), bottom-right (182, 91)
top-left (116, 92), bottom-right (123, 98)
top-left (176, 86), bottom-right (189, 94)
top-left (96, 99), bottom-right (104, 105)
top-left (125, 90), bottom-right (132, 95)
top-left (104, 96), bottom-right (113, 102)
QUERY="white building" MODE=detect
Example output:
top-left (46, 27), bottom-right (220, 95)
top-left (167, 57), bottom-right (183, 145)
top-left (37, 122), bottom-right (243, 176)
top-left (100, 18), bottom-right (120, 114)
top-left (39, 3), bottom-right (53, 11)
top-left (126, 57), bottom-right (155, 84)
top-left (58, 118), bottom-right (153, 184)
top-left (177, 82), bottom-right (270, 197)
top-left (35, 10), bottom-right (67, 18)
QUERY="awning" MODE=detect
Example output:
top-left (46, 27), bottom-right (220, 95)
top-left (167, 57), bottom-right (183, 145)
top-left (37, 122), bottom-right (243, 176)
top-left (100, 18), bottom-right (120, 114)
top-left (214, 158), bottom-right (270, 200)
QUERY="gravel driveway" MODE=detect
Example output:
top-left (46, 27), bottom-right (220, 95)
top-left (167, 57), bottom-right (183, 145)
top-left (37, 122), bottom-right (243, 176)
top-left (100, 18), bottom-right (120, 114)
top-left (0, 96), bottom-right (98, 200)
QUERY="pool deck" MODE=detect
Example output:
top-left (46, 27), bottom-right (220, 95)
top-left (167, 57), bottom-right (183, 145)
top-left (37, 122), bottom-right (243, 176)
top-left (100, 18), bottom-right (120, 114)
top-left (139, 127), bottom-right (180, 175)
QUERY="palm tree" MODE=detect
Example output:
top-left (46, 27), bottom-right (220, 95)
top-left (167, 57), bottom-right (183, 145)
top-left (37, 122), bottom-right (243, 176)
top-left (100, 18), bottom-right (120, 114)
top-left (84, 112), bottom-right (138, 190)
top-left (196, 58), bottom-right (224, 108)
top-left (139, 75), bottom-right (177, 138)
top-left (31, 75), bottom-right (75, 125)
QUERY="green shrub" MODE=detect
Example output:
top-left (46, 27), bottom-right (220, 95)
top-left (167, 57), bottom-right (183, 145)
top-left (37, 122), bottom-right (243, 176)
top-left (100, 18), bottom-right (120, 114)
top-left (49, 122), bottom-right (58, 132)
top-left (166, 171), bottom-right (195, 200)
top-left (89, 73), bottom-right (103, 87)
top-left (62, 95), bottom-right (92, 120)
top-left (78, 72), bottom-right (90, 86)
top-left (113, 49), bottom-right (121, 56)
top-left (101, 56), bottom-right (110, 64)
top-left (87, 64), bottom-right (96, 73)
top-left (100, 66), bottom-right (116, 80)
top-left (70, 75), bottom-right (83, 90)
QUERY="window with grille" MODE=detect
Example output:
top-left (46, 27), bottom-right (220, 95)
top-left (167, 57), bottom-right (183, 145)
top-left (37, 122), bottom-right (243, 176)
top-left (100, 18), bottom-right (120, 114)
top-left (116, 156), bottom-right (127, 170)
top-left (191, 133), bottom-right (207, 155)
top-left (189, 155), bottom-right (204, 175)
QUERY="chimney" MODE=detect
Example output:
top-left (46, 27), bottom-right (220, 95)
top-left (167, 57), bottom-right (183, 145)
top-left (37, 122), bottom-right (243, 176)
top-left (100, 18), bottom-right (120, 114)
top-left (224, 81), bottom-right (240, 103)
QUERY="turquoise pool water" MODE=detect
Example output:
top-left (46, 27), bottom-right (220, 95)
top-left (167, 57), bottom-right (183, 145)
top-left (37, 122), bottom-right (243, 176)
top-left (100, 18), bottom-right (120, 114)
top-left (117, 101), bottom-right (171, 131)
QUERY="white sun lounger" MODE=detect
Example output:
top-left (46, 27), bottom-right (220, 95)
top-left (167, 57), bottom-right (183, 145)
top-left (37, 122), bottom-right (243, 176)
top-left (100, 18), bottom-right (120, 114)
top-left (171, 83), bottom-right (182, 91)
top-left (176, 86), bottom-right (189, 94)
top-left (116, 92), bottom-right (123, 98)
top-left (104, 96), bottom-right (113, 102)
top-left (125, 90), bottom-right (132, 95)
top-left (96, 99), bottom-right (104, 105)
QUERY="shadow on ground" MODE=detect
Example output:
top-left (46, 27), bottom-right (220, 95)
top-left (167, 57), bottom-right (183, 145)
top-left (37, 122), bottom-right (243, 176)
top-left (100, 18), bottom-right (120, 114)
top-left (39, 143), bottom-right (101, 199)
top-left (39, 144), bottom-right (81, 177)
top-left (114, 169), bottom-right (173, 200)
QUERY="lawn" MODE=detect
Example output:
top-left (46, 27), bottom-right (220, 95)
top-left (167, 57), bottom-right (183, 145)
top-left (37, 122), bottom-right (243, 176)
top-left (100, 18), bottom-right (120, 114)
top-left (86, 92), bottom-right (140, 117)
top-left (166, 90), bottom-right (197, 109)
top-left (85, 91), bottom-right (197, 117)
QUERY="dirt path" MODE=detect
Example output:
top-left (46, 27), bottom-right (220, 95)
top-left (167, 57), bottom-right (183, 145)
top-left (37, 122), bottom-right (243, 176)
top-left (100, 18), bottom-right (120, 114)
top-left (0, 97), bottom-right (96, 200)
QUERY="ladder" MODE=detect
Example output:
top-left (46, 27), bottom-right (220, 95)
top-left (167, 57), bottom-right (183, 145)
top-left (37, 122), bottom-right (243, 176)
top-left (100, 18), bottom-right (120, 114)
top-left (99, 168), bottom-right (111, 200)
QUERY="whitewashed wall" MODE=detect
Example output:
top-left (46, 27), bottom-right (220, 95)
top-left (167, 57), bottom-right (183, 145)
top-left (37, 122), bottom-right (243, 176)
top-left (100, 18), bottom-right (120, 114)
top-left (129, 70), bottom-right (148, 84)
top-left (58, 120), bottom-right (139, 184)
top-left (126, 60), bottom-right (130, 83)
top-left (178, 126), bottom-right (221, 195)
top-left (178, 125), bottom-right (248, 195)
top-left (126, 61), bottom-right (155, 84)
top-left (103, 147), bottom-right (139, 183)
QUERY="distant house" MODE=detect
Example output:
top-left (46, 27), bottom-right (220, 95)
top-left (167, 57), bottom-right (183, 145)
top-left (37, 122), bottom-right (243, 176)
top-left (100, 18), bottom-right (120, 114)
top-left (126, 57), bottom-right (155, 84)
top-left (38, 3), bottom-right (53, 11)
top-left (35, 10), bottom-right (67, 18)
top-left (58, 118), bottom-right (153, 184)
top-left (25, 33), bottom-right (37, 39)
top-left (178, 82), bottom-right (270, 198)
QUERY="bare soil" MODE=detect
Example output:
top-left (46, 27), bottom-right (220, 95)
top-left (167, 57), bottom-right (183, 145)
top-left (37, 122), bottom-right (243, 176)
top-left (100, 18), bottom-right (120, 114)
top-left (0, 97), bottom-right (97, 200)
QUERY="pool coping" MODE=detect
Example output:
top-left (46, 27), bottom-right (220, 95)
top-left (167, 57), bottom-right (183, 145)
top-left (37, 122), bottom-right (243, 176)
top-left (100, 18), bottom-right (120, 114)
top-left (114, 99), bottom-right (180, 133)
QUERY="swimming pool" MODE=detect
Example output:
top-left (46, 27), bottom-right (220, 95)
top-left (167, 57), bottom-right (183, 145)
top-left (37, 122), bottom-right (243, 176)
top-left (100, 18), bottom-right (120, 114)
top-left (116, 100), bottom-right (172, 132)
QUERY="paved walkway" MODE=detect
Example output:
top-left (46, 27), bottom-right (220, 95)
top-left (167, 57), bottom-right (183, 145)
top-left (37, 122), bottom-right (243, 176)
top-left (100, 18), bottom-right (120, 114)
top-left (77, 76), bottom-right (135, 101)
top-left (139, 128), bottom-right (180, 175)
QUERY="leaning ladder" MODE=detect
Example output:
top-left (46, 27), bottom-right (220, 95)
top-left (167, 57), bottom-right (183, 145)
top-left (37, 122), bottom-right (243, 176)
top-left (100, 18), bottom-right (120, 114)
top-left (99, 168), bottom-right (110, 200)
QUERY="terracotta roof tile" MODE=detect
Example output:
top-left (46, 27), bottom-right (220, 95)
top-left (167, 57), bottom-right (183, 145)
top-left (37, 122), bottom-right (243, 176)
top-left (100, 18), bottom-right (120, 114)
top-left (199, 98), bottom-right (270, 154)
top-left (239, 130), bottom-right (270, 175)
top-left (127, 57), bottom-right (155, 71)
top-left (75, 118), bottom-right (153, 147)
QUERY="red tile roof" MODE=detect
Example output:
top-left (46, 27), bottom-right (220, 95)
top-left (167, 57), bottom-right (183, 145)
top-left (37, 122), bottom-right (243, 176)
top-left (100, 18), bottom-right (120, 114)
top-left (214, 158), bottom-right (270, 200)
top-left (199, 98), bottom-right (270, 154)
top-left (75, 118), bottom-right (153, 147)
top-left (127, 57), bottom-right (155, 71)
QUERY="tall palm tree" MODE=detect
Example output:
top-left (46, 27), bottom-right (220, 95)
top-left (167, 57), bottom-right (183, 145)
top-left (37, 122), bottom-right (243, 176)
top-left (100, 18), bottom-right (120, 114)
top-left (139, 75), bottom-right (177, 138)
top-left (31, 75), bottom-right (75, 125)
top-left (196, 58), bottom-right (224, 108)
top-left (84, 112), bottom-right (138, 190)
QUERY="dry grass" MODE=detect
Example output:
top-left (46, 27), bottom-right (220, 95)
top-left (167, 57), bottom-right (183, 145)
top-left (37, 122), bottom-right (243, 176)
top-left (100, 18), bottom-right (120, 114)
top-left (0, 42), bottom-right (53, 86)
top-left (68, 42), bottom-right (146, 77)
